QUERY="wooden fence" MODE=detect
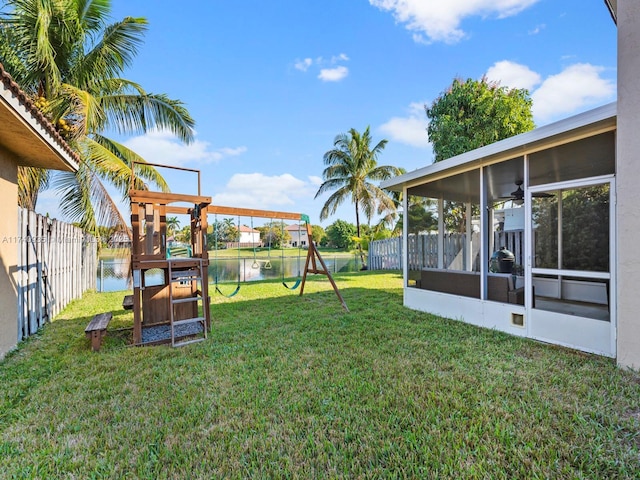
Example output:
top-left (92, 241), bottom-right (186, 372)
top-left (17, 208), bottom-right (97, 341)
top-left (368, 231), bottom-right (524, 271)
top-left (368, 237), bottom-right (402, 270)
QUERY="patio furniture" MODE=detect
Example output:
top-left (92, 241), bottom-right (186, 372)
top-left (419, 268), bottom-right (526, 305)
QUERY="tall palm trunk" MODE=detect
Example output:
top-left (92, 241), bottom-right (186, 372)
top-left (355, 201), bottom-right (367, 269)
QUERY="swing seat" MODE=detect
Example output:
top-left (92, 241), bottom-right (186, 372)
top-left (282, 279), bottom-right (302, 290)
top-left (214, 274), bottom-right (241, 297)
top-left (216, 284), bottom-right (240, 298)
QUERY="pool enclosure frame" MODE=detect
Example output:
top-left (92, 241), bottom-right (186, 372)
top-left (381, 103), bottom-right (617, 357)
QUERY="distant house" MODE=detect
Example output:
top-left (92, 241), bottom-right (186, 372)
top-left (237, 225), bottom-right (261, 248)
top-left (284, 224), bottom-right (308, 248)
top-left (109, 230), bottom-right (132, 249)
top-left (0, 63), bottom-right (79, 359)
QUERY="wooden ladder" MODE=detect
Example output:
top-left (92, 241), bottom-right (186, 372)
top-left (168, 259), bottom-right (208, 347)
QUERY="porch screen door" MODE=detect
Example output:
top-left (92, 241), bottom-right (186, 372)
top-left (527, 176), bottom-right (615, 357)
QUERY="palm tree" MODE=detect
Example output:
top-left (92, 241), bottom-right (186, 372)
top-left (315, 126), bottom-right (401, 238)
top-left (166, 216), bottom-right (180, 237)
top-left (0, 0), bottom-right (194, 235)
top-left (221, 217), bottom-right (236, 240)
top-left (374, 166), bottom-right (406, 233)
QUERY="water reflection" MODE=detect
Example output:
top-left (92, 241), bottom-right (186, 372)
top-left (97, 255), bottom-right (362, 292)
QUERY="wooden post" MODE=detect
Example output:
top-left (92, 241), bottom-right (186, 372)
top-left (299, 223), bottom-right (349, 312)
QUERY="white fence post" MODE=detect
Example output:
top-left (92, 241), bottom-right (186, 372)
top-left (16, 208), bottom-right (97, 342)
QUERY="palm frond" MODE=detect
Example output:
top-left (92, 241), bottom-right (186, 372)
top-left (52, 82), bottom-right (105, 138)
top-left (17, 166), bottom-right (50, 210)
top-left (314, 178), bottom-right (347, 198)
top-left (3, 0), bottom-right (193, 233)
top-left (53, 165), bottom-right (128, 234)
top-left (319, 187), bottom-right (351, 220)
top-left (100, 92), bottom-right (195, 143)
top-left (74, 0), bottom-right (111, 34)
top-left (367, 165), bottom-right (402, 182)
top-left (91, 133), bottom-right (171, 193)
top-left (76, 15), bottom-right (147, 88)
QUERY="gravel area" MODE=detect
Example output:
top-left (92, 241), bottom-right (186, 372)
top-left (141, 322), bottom-right (204, 344)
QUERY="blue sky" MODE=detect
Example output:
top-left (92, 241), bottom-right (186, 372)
top-left (37, 0), bottom-right (618, 228)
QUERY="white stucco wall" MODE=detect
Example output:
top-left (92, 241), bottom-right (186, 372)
top-left (616, 0), bottom-right (640, 369)
top-left (0, 151), bottom-right (18, 359)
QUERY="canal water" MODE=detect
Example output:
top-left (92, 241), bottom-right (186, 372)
top-left (97, 254), bottom-right (363, 292)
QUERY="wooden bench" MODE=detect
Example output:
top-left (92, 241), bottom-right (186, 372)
top-left (122, 295), bottom-right (133, 310)
top-left (85, 312), bottom-right (113, 352)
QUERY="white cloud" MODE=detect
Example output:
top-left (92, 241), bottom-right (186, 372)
top-left (485, 60), bottom-right (542, 91)
top-left (295, 53), bottom-right (350, 81)
top-left (123, 130), bottom-right (246, 167)
top-left (379, 102), bottom-right (430, 148)
top-left (217, 146), bottom-right (248, 156)
top-left (383, 62), bottom-right (615, 148)
top-left (211, 173), bottom-right (316, 210)
top-left (318, 66), bottom-right (349, 82)
top-left (294, 58), bottom-right (313, 71)
top-left (331, 53), bottom-right (350, 63)
top-left (531, 63), bottom-right (615, 123)
top-left (484, 61), bottom-right (615, 124)
top-left (528, 23), bottom-right (545, 35)
top-left (369, 0), bottom-right (540, 44)
top-left (308, 175), bottom-right (323, 186)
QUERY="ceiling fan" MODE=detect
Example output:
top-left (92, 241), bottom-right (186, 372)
top-left (498, 180), bottom-right (553, 205)
top-left (509, 180), bottom-right (526, 204)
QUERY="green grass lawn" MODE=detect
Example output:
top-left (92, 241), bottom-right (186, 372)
top-left (1, 272), bottom-right (639, 478)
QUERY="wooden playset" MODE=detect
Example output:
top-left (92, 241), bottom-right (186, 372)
top-left (127, 162), bottom-right (348, 348)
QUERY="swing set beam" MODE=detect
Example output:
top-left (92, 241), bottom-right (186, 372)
top-left (207, 204), bottom-right (349, 312)
top-left (207, 205), bottom-right (304, 221)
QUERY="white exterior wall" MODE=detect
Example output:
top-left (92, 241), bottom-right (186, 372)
top-left (404, 288), bottom-right (528, 338)
top-left (616, 0), bottom-right (640, 369)
top-left (239, 230), bottom-right (260, 244)
top-left (286, 227), bottom-right (308, 246)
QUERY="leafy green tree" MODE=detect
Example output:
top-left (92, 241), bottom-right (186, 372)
top-left (325, 220), bottom-right (356, 249)
top-left (424, 77), bottom-right (534, 234)
top-left (315, 126), bottom-right (401, 238)
top-left (209, 218), bottom-right (238, 247)
top-left (257, 221), bottom-right (289, 249)
top-left (396, 199), bottom-right (438, 235)
top-left (426, 77), bottom-right (534, 162)
top-left (310, 225), bottom-right (325, 245)
top-left (0, 0), bottom-right (194, 235)
top-left (533, 185), bottom-right (609, 272)
top-left (354, 225), bottom-right (394, 253)
top-left (175, 226), bottom-right (191, 244)
top-left (96, 225), bottom-right (114, 249)
top-left (561, 186), bottom-right (609, 272)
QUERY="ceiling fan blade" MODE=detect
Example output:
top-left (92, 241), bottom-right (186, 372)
top-left (532, 191), bottom-right (554, 198)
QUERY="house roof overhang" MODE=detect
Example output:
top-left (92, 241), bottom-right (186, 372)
top-left (604, 0), bottom-right (617, 24)
top-left (0, 63), bottom-right (79, 172)
top-left (380, 102), bottom-right (617, 193)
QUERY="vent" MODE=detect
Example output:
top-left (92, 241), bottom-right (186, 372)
top-left (511, 313), bottom-right (525, 327)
